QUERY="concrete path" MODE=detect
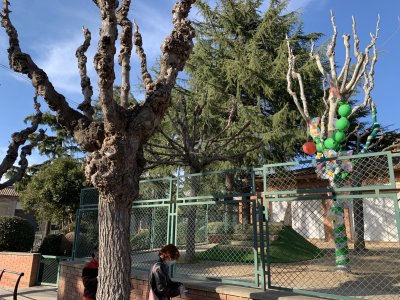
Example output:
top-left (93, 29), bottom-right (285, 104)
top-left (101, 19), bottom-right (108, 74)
top-left (0, 286), bottom-right (57, 300)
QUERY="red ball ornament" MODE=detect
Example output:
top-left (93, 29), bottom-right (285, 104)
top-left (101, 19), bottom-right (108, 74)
top-left (302, 141), bottom-right (317, 155)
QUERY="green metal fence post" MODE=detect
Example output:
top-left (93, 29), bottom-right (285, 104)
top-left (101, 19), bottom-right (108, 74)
top-left (257, 196), bottom-right (266, 290)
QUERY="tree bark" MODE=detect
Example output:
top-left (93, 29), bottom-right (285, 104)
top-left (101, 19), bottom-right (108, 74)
top-left (352, 163), bottom-right (366, 252)
top-left (185, 167), bottom-right (199, 262)
top-left (44, 220), bottom-right (51, 237)
top-left (97, 188), bottom-right (132, 299)
top-left (224, 173), bottom-right (234, 225)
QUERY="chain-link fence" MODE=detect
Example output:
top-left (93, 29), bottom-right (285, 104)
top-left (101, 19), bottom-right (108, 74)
top-left (37, 255), bottom-right (70, 286)
top-left (173, 200), bottom-right (262, 286)
top-left (73, 152), bottom-right (400, 298)
top-left (176, 169), bottom-right (254, 200)
top-left (130, 205), bottom-right (170, 272)
top-left (74, 208), bottom-right (99, 259)
top-left (266, 196), bottom-right (400, 299)
top-left (263, 152), bottom-right (395, 197)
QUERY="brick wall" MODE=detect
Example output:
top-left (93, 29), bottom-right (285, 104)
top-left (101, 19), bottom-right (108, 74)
top-left (58, 261), bottom-right (320, 300)
top-left (0, 252), bottom-right (40, 288)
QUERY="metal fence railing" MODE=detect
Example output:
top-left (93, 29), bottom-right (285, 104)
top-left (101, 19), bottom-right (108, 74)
top-left (72, 151), bottom-right (400, 299)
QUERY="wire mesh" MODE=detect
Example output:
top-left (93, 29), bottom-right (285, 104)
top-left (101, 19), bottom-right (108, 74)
top-left (37, 256), bottom-right (69, 285)
top-left (174, 201), bottom-right (260, 285)
top-left (264, 153), bottom-right (393, 195)
top-left (131, 206), bottom-right (169, 271)
top-left (137, 179), bottom-right (172, 201)
top-left (74, 209), bottom-right (99, 259)
top-left (267, 197), bottom-right (400, 299)
top-left (80, 188), bottom-right (99, 207)
top-left (177, 169), bottom-right (253, 200)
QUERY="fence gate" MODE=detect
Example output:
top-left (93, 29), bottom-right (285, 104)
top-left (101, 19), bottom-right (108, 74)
top-left (37, 255), bottom-right (70, 286)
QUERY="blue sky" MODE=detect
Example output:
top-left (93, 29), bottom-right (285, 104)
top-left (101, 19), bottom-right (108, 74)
top-left (1, 0), bottom-right (399, 174)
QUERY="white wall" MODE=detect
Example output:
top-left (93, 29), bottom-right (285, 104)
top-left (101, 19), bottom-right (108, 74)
top-left (269, 198), bottom-right (400, 242)
top-left (0, 197), bottom-right (18, 216)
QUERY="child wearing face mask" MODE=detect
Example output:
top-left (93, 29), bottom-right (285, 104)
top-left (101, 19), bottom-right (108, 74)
top-left (146, 244), bottom-right (187, 300)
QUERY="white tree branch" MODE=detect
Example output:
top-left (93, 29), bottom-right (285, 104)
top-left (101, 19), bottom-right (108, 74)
top-left (286, 39), bottom-right (310, 122)
top-left (327, 10), bottom-right (338, 82)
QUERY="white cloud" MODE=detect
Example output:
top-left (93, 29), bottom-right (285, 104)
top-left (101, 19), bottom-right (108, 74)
top-left (35, 35), bottom-right (98, 96)
top-left (258, 0), bottom-right (325, 14)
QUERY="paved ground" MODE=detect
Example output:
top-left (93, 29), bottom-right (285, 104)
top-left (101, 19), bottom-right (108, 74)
top-left (0, 286), bottom-right (57, 300)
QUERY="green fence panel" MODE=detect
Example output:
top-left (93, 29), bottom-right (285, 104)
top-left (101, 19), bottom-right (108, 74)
top-left (73, 151), bottom-right (399, 298)
top-left (37, 255), bottom-right (70, 286)
top-left (173, 199), bottom-right (262, 288)
top-left (264, 195), bottom-right (400, 300)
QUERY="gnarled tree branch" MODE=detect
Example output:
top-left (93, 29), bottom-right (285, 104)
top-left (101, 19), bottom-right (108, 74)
top-left (1, 0), bottom-right (104, 151)
top-left (133, 21), bottom-right (153, 94)
top-left (93, 0), bottom-right (123, 132)
top-left (117, 0), bottom-right (133, 108)
top-left (0, 97), bottom-right (43, 189)
top-left (76, 27), bottom-right (95, 120)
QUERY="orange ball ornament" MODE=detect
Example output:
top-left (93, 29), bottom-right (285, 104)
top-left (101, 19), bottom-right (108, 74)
top-left (302, 141), bottom-right (317, 155)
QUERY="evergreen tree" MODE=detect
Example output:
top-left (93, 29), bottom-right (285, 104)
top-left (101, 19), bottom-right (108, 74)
top-left (184, 0), bottom-right (324, 165)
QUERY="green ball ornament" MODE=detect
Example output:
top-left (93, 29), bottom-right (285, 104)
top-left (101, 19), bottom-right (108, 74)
top-left (338, 104), bottom-right (352, 117)
top-left (336, 117), bottom-right (350, 131)
top-left (316, 143), bottom-right (324, 153)
top-left (334, 131), bottom-right (346, 143)
top-left (313, 137), bottom-right (321, 143)
top-left (341, 172), bottom-right (349, 179)
top-left (324, 138), bottom-right (338, 150)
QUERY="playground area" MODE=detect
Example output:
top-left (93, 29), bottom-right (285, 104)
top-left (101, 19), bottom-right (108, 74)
top-left (73, 151), bottom-right (400, 299)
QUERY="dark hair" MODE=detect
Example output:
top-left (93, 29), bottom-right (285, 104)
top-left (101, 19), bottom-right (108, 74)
top-left (158, 244), bottom-right (180, 261)
top-left (91, 244), bottom-right (98, 258)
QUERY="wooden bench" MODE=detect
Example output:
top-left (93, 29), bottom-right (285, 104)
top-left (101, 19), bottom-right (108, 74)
top-left (0, 269), bottom-right (24, 300)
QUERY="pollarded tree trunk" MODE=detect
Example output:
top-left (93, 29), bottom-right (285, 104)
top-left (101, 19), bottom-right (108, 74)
top-left (87, 134), bottom-right (141, 298)
top-left (185, 167), bottom-right (200, 262)
top-left (98, 190), bottom-right (132, 298)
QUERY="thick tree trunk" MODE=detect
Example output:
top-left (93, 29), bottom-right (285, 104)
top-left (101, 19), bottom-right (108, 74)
top-left (185, 169), bottom-right (199, 262)
top-left (353, 197), bottom-right (366, 251)
top-left (44, 220), bottom-right (51, 237)
top-left (224, 173), bottom-right (234, 225)
top-left (97, 189), bottom-right (132, 300)
top-left (185, 205), bottom-right (197, 261)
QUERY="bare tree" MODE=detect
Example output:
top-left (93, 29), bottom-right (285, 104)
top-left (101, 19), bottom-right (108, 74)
top-left (0, 97), bottom-right (44, 190)
top-left (1, 0), bottom-right (195, 298)
top-left (286, 12), bottom-right (381, 271)
top-left (145, 94), bottom-right (262, 260)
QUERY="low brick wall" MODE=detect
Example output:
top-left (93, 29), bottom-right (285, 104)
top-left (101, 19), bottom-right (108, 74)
top-left (58, 261), bottom-right (321, 300)
top-left (0, 252), bottom-right (40, 288)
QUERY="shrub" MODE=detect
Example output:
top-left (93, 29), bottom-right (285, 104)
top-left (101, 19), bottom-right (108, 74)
top-left (0, 216), bottom-right (35, 252)
top-left (76, 233), bottom-right (97, 258)
top-left (39, 233), bottom-right (74, 256)
top-left (130, 229), bottom-right (150, 251)
top-left (39, 234), bottom-right (63, 255)
top-left (207, 222), bottom-right (234, 234)
top-left (234, 223), bottom-right (253, 234)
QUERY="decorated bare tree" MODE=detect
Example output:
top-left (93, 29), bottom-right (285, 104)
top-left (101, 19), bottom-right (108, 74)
top-left (286, 12), bottom-right (382, 271)
top-left (1, 0), bottom-right (195, 298)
